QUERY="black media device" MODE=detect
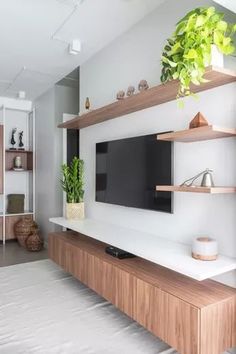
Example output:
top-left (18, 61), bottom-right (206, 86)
top-left (105, 246), bottom-right (136, 259)
top-left (96, 133), bottom-right (173, 213)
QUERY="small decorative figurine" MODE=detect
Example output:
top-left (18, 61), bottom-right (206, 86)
top-left (180, 168), bottom-right (214, 188)
top-left (138, 80), bottom-right (149, 92)
top-left (189, 112), bottom-right (209, 129)
top-left (19, 131), bottom-right (24, 150)
top-left (126, 86), bottom-right (135, 97)
top-left (85, 97), bottom-right (90, 111)
top-left (116, 90), bottom-right (125, 100)
top-left (10, 128), bottom-right (17, 150)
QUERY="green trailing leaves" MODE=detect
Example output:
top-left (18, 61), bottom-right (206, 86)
top-left (61, 157), bottom-right (84, 203)
top-left (160, 6), bottom-right (236, 101)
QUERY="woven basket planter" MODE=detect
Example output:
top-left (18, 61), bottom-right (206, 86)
top-left (66, 202), bottom-right (84, 220)
top-left (26, 230), bottom-right (43, 252)
top-left (14, 216), bottom-right (38, 248)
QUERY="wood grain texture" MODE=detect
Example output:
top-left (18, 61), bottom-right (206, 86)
top-left (133, 279), bottom-right (200, 354)
top-left (58, 67), bottom-right (236, 130)
top-left (157, 125), bottom-right (236, 143)
top-left (156, 186), bottom-right (236, 194)
top-left (200, 297), bottom-right (236, 354)
top-left (49, 233), bottom-right (134, 318)
top-left (48, 231), bottom-right (236, 354)
top-left (48, 231), bottom-right (236, 308)
top-left (5, 214), bottom-right (33, 240)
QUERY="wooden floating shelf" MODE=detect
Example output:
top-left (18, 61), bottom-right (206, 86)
top-left (5, 169), bottom-right (32, 172)
top-left (157, 125), bottom-right (236, 142)
top-left (156, 185), bottom-right (236, 194)
top-left (6, 150), bottom-right (33, 153)
top-left (58, 66), bottom-right (236, 130)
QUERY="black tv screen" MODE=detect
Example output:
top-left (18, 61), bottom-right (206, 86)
top-left (96, 133), bottom-right (173, 213)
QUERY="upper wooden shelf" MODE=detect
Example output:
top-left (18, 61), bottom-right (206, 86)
top-left (157, 125), bottom-right (236, 142)
top-left (156, 185), bottom-right (236, 194)
top-left (58, 66), bottom-right (236, 130)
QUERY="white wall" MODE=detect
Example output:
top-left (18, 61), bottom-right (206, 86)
top-left (35, 84), bottom-right (78, 242)
top-left (0, 96), bottom-right (32, 111)
top-left (80, 0), bottom-right (236, 286)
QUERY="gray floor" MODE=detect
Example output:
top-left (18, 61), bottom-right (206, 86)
top-left (0, 241), bottom-right (48, 267)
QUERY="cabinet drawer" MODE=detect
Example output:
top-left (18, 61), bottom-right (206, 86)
top-left (134, 279), bottom-right (200, 354)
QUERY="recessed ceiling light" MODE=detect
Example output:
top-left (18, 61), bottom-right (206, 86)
top-left (68, 39), bottom-right (81, 55)
top-left (18, 91), bottom-right (26, 99)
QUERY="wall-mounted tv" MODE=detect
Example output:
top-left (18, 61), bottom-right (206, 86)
top-left (96, 133), bottom-right (173, 213)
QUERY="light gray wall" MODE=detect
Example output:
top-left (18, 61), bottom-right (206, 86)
top-left (80, 0), bottom-right (236, 286)
top-left (35, 84), bottom-right (78, 242)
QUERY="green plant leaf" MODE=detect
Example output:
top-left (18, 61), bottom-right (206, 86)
top-left (216, 20), bottom-right (227, 31)
top-left (184, 49), bottom-right (198, 59)
top-left (160, 6), bottom-right (235, 103)
top-left (173, 72), bottom-right (179, 80)
top-left (196, 15), bottom-right (206, 27)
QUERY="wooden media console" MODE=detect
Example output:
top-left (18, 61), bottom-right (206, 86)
top-left (48, 231), bottom-right (236, 354)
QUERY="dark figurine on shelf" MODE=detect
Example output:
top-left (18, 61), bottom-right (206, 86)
top-left (10, 128), bottom-right (17, 150)
top-left (19, 131), bottom-right (24, 150)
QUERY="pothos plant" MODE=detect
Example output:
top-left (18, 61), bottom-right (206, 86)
top-left (160, 7), bottom-right (236, 106)
top-left (61, 156), bottom-right (84, 203)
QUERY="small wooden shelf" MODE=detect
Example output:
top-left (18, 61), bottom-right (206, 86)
top-left (5, 211), bottom-right (33, 216)
top-left (5, 150), bottom-right (33, 171)
top-left (6, 169), bottom-right (32, 172)
top-left (157, 125), bottom-right (236, 142)
top-left (58, 66), bottom-right (236, 130)
top-left (5, 149), bottom-right (33, 153)
top-left (156, 185), bottom-right (236, 194)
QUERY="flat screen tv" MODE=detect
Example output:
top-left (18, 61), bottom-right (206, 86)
top-left (96, 133), bottom-right (173, 213)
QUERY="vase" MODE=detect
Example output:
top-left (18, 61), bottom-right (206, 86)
top-left (210, 44), bottom-right (224, 68)
top-left (14, 216), bottom-right (38, 248)
top-left (26, 230), bottom-right (43, 252)
top-left (66, 202), bottom-right (84, 220)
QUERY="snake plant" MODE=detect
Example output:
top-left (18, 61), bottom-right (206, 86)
top-left (61, 157), bottom-right (84, 203)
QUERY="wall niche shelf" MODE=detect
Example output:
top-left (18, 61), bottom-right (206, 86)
top-left (58, 66), bottom-right (236, 130)
top-left (5, 150), bottom-right (33, 171)
top-left (157, 125), bottom-right (236, 143)
top-left (156, 186), bottom-right (236, 194)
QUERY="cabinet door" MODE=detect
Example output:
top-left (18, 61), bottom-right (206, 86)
top-left (48, 234), bottom-right (66, 268)
top-left (64, 243), bottom-right (87, 284)
top-left (84, 253), bottom-right (134, 318)
top-left (134, 279), bottom-right (200, 354)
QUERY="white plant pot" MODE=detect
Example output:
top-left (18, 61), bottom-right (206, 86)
top-left (210, 44), bottom-right (224, 68)
top-left (66, 202), bottom-right (85, 220)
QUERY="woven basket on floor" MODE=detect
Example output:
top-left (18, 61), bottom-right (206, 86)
top-left (14, 216), bottom-right (38, 248)
top-left (25, 230), bottom-right (43, 252)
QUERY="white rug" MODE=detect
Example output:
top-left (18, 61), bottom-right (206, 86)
top-left (0, 260), bottom-right (234, 354)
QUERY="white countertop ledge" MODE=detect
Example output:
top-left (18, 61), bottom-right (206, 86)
top-left (49, 217), bottom-right (236, 281)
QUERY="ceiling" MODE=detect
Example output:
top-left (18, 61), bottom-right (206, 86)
top-left (0, 0), bottom-right (165, 101)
